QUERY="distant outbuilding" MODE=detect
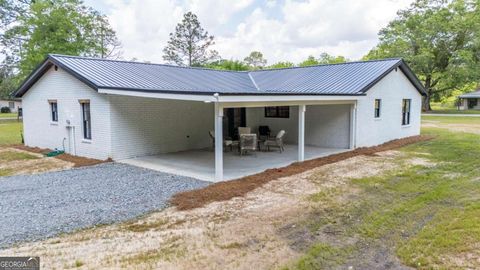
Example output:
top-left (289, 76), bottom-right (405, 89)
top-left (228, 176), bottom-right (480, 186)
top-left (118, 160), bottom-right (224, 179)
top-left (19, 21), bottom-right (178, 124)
top-left (458, 89), bottom-right (480, 110)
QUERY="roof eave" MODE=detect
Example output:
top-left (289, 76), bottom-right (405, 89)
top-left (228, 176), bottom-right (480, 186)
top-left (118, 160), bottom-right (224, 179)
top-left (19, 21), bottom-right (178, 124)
top-left (99, 86), bottom-right (367, 96)
top-left (13, 55), bottom-right (99, 98)
top-left (359, 59), bottom-right (427, 96)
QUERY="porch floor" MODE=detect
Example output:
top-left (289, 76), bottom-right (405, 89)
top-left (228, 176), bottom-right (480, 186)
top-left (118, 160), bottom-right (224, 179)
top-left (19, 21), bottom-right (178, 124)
top-left (119, 145), bottom-right (349, 182)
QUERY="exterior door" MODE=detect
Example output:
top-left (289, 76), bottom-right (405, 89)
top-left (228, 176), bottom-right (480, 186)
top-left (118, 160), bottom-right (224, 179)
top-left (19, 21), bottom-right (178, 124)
top-left (224, 108), bottom-right (246, 140)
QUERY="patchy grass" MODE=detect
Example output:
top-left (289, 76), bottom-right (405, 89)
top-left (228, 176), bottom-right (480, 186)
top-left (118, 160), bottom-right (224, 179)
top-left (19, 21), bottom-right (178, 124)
top-left (170, 135), bottom-right (433, 210)
top-left (0, 168), bottom-right (13, 177)
top-left (283, 243), bottom-right (351, 270)
top-left (285, 125), bottom-right (480, 269)
top-left (0, 151), bottom-right (39, 162)
top-left (423, 115), bottom-right (480, 124)
top-left (74, 260), bottom-right (84, 267)
top-left (0, 122), bottom-right (22, 145)
top-left (120, 236), bottom-right (185, 265)
top-left (427, 109), bottom-right (480, 114)
top-left (122, 218), bottom-right (169, 232)
top-left (0, 113), bottom-right (17, 118)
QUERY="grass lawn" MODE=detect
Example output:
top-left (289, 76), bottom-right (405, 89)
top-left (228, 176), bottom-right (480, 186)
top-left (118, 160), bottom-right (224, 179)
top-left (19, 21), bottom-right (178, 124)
top-left (0, 113), bottom-right (18, 118)
top-left (429, 103), bottom-right (480, 114)
top-left (286, 118), bottom-right (480, 269)
top-left (426, 108), bottom-right (480, 114)
top-left (0, 122), bottom-right (22, 146)
top-left (422, 115), bottom-right (480, 124)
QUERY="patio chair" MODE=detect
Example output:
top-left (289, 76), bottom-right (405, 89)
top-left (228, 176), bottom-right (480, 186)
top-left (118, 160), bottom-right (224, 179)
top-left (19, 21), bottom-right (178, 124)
top-left (238, 127), bottom-right (251, 136)
top-left (239, 134), bottom-right (257, 156)
top-left (264, 130), bottom-right (286, 153)
top-left (209, 130), bottom-right (235, 151)
top-left (258, 125), bottom-right (271, 141)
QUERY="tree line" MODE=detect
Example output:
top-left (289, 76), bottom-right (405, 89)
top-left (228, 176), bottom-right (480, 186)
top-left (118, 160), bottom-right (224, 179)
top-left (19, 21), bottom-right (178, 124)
top-left (1, 0), bottom-right (479, 111)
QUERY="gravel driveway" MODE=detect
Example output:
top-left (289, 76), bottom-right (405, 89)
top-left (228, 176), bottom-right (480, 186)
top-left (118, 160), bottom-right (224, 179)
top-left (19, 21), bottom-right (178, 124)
top-left (0, 163), bottom-right (208, 249)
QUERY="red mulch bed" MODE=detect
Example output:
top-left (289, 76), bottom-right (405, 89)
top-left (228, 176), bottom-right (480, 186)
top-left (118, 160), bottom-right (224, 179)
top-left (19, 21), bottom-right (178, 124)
top-left (170, 135), bottom-right (434, 211)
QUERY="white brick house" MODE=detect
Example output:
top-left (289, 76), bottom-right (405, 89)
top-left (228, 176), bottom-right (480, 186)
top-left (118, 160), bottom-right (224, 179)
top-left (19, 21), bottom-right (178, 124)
top-left (15, 55), bottom-right (425, 181)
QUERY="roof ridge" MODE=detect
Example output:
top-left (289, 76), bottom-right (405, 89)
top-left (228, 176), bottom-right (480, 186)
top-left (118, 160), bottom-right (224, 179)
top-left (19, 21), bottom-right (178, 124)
top-left (49, 54), bottom-right (403, 74)
top-left (250, 58), bottom-right (403, 72)
top-left (48, 54), bottom-right (247, 74)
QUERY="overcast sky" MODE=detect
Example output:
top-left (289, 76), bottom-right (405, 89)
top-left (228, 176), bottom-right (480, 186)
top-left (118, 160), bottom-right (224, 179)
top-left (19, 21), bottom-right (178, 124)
top-left (86, 0), bottom-right (413, 64)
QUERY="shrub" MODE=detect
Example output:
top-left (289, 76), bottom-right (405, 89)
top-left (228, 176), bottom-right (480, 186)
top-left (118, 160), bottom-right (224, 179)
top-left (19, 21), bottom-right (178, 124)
top-left (0, 107), bottom-right (11, 113)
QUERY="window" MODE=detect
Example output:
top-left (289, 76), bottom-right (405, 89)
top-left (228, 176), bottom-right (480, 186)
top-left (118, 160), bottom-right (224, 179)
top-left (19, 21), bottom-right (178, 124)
top-left (80, 100), bottom-right (91, 140)
top-left (468, 99), bottom-right (478, 109)
top-left (265, 106), bottom-right (290, 118)
top-left (402, 99), bottom-right (411, 126)
top-left (374, 99), bottom-right (381, 118)
top-left (8, 101), bottom-right (15, 109)
top-left (49, 100), bottom-right (58, 122)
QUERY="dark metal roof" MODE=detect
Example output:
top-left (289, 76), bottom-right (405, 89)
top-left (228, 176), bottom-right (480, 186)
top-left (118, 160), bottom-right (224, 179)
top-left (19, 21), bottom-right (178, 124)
top-left (14, 54), bottom-right (426, 97)
top-left (459, 90), bottom-right (480, 98)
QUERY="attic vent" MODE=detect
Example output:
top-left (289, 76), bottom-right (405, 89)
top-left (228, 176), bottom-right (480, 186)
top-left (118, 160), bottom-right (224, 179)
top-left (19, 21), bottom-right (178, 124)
top-left (54, 65), bottom-right (58, 71)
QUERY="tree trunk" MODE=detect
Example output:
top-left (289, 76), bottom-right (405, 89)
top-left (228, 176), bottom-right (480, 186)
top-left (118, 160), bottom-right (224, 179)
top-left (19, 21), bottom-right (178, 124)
top-left (422, 76), bottom-right (433, 112)
top-left (422, 93), bottom-right (432, 111)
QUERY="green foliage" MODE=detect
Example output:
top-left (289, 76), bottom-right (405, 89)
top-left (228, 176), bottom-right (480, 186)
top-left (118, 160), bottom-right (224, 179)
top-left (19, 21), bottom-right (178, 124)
top-left (163, 12), bottom-right (218, 67)
top-left (204, 59), bottom-right (250, 71)
top-left (299, 53), bottom-right (348, 67)
top-left (298, 56), bottom-right (319, 67)
top-left (268, 61), bottom-right (295, 69)
top-left (0, 0), bottom-right (121, 83)
top-left (364, 0), bottom-right (480, 110)
top-left (0, 106), bottom-right (11, 113)
top-left (244, 51), bottom-right (267, 69)
top-left (0, 65), bottom-right (15, 98)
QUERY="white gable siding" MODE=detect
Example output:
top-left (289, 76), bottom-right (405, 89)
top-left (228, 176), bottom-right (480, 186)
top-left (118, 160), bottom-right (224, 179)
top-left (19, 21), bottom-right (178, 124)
top-left (22, 67), bottom-right (111, 159)
top-left (109, 96), bottom-right (214, 160)
top-left (356, 69), bottom-right (422, 147)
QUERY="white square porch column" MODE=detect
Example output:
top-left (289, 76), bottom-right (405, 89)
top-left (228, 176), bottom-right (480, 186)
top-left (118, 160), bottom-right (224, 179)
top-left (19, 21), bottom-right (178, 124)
top-left (298, 104), bottom-right (306, 162)
top-left (349, 102), bottom-right (357, 149)
top-left (214, 102), bottom-right (224, 181)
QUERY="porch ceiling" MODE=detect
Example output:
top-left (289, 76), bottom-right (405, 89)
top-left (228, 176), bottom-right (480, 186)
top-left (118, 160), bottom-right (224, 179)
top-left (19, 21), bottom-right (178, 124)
top-left (98, 88), bottom-right (362, 106)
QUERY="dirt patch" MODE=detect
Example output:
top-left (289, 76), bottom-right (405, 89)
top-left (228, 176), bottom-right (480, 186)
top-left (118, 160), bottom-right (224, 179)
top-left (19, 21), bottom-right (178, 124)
top-left (12, 145), bottom-right (109, 167)
top-left (55, 153), bottom-right (110, 167)
top-left (12, 145), bottom-right (50, 154)
top-left (0, 148), bottom-right (411, 269)
top-left (171, 135), bottom-right (434, 211)
top-left (0, 147), bottom-right (73, 176)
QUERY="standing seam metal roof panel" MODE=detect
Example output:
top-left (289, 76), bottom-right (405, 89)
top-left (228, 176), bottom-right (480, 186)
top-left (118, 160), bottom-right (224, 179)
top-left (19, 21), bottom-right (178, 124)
top-left (14, 54), bottom-right (425, 97)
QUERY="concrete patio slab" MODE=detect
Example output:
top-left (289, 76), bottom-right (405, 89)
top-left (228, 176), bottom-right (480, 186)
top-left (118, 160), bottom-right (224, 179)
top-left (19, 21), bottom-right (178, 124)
top-left (120, 145), bottom-right (349, 182)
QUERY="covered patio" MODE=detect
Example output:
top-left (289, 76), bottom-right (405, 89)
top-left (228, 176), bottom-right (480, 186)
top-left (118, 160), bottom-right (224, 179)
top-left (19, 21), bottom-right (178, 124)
top-left (102, 88), bottom-right (360, 182)
top-left (120, 145), bottom-right (348, 181)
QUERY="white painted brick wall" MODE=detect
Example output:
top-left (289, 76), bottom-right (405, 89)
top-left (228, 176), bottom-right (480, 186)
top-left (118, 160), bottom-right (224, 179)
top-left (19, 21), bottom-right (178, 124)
top-left (246, 104), bottom-right (351, 148)
top-left (22, 67), bottom-right (112, 159)
top-left (356, 69), bottom-right (422, 147)
top-left (109, 95), bottom-right (214, 160)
